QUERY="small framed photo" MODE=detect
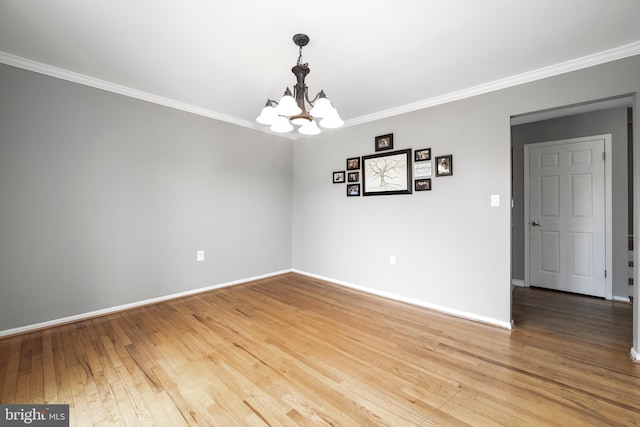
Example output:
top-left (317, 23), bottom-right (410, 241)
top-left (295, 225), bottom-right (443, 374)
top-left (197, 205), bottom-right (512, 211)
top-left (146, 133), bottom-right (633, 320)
top-left (415, 178), bottom-right (432, 191)
top-left (333, 171), bottom-right (345, 183)
top-left (347, 171), bottom-right (359, 182)
top-left (347, 184), bottom-right (360, 197)
top-left (414, 148), bottom-right (431, 161)
top-left (435, 155), bottom-right (453, 177)
top-left (374, 134), bottom-right (394, 151)
top-left (346, 157), bottom-right (360, 170)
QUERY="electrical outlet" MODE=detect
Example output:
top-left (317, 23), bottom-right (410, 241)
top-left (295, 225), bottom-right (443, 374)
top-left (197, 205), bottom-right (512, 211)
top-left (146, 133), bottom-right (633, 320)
top-left (197, 250), bottom-right (205, 262)
top-left (390, 255), bottom-right (396, 265)
top-left (491, 194), bottom-right (500, 207)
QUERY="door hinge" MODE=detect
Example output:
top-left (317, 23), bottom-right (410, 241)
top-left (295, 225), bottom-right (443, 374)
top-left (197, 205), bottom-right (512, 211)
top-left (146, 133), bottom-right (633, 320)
top-left (605, 270), bottom-right (607, 278)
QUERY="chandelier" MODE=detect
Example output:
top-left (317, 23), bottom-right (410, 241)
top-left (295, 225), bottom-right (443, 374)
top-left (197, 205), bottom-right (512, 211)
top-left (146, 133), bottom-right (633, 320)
top-left (256, 34), bottom-right (343, 135)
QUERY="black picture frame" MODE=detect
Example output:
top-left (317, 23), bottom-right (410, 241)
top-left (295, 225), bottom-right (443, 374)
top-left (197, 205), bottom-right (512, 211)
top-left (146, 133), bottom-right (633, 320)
top-left (414, 148), bottom-right (431, 162)
top-left (362, 149), bottom-right (412, 196)
top-left (347, 184), bottom-right (360, 197)
top-left (374, 134), bottom-right (394, 151)
top-left (333, 171), bottom-right (345, 183)
top-left (415, 178), bottom-right (432, 191)
top-left (346, 157), bottom-right (360, 170)
top-left (435, 155), bottom-right (453, 177)
top-left (347, 171), bottom-right (359, 182)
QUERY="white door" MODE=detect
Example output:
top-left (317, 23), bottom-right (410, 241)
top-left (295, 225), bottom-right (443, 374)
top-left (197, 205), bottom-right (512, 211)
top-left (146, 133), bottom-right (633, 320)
top-left (527, 137), bottom-right (606, 297)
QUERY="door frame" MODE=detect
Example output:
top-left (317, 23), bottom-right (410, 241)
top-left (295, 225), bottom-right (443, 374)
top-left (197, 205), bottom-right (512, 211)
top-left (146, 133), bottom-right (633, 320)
top-left (524, 134), bottom-right (613, 300)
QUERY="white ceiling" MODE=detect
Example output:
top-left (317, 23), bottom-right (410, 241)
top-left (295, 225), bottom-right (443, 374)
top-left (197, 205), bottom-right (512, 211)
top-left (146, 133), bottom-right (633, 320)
top-left (1, 0), bottom-right (639, 137)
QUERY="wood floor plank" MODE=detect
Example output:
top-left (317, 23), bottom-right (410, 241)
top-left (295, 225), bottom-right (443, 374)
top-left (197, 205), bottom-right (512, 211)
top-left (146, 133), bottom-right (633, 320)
top-left (41, 330), bottom-right (59, 404)
top-left (1, 273), bottom-right (640, 426)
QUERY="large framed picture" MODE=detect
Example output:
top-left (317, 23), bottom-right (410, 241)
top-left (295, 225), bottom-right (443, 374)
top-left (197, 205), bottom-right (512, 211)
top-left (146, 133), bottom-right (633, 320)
top-left (435, 155), bottom-right (453, 176)
top-left (362, 149), bottom-right (412, 196)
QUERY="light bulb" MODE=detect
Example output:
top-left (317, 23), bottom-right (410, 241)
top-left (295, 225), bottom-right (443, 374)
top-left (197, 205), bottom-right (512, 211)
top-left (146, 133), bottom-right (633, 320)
top-left (299, 119), bottom-right (321, 135)
top-left (270, 116), bottom-right (293, 133)
top-left (319, 107), bottom-right (344, 128)
top-left (275, 88), bottom-right (302, 116)
top-left (309, 95), bottom-right (333, 118)
top-left (256, 104), bottom-right (277, 125)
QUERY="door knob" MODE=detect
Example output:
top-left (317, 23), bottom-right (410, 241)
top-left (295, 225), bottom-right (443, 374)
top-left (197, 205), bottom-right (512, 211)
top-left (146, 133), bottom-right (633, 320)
top-left (531, 220), bottom-right (542, 227)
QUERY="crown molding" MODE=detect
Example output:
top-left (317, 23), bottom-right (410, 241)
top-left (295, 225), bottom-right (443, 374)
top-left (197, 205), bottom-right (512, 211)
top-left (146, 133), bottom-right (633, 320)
top-left (2, 40), bottom-right (639, 136)
top-left (344, 40), bottom-right (640, 128)
top-left (510, 95), bottom-right (633, 126)
top-left (0, 51), bottom-right (289, 136)
top-left (0, 51), bottom-right (300, 140)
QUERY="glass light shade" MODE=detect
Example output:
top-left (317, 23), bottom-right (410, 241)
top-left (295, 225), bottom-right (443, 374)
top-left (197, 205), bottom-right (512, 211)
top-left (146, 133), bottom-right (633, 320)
top-left (298, 119), bottom-right (321, 135)
top-left (256, 105), bottom-right (278, 125)
top-left (309, 96), bottom-right (333, 118)
top-left (270, 116), bottom-right (294, 133)
top-left (275, 91), bottom-right (302, 116)
top-left (319, 108), bottom-right (344, 128)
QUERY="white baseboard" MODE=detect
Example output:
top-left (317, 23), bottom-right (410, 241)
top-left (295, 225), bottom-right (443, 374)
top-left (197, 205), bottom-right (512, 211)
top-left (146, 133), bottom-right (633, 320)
top-left (511, 279), bottom-right (525, 287)
top-left (0, 269), bottom-right (293, 338)
top-left (293, 269), bottom-right (513, 330)
top-left (613, 295), bottom-right (632, 303)
top-left (1, 269), bottom-right (517, 337)
top-left (631, 347), bottom-right (640, 362)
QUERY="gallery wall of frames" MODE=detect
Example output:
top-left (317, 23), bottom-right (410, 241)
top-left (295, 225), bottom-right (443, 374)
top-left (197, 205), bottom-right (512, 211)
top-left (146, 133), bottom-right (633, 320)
top-left (332, 133), bottom-right (453, 197)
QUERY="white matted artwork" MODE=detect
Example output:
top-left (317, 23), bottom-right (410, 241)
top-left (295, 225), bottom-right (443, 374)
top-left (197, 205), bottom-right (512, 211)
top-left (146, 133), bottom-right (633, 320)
top-left (362, 149), bottom-right (412, 196)
top-left (414, 162), bottom-right (432, 178)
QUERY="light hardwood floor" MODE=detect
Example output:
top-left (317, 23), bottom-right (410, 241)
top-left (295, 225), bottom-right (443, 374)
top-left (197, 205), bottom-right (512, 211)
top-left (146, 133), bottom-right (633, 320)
top-left (1, 273), bottom-right (639, 426)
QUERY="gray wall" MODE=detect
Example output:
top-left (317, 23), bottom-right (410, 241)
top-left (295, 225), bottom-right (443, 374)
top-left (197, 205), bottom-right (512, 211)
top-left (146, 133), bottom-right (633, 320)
top-left (2, 55), bottom-right (640, 351)
top-left (511, 107), bottom-right (629, 298)
top-left (292, 101), bottom-right (513, 324)
top-left (292, 56), bottom-right (640, 332)
top-left (0, 63), bottom-right (293, 331)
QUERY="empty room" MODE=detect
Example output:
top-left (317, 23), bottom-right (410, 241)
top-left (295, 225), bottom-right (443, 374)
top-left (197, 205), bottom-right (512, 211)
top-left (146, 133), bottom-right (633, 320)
top-left (1, 1), bottom-right (640, 425)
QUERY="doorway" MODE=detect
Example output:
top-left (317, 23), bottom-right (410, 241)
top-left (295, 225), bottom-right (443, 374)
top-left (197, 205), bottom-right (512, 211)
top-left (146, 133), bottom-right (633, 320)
top-left (510, 98), bottom-right (634, 344)
top-left (524, 135), bottom-right (611, 298)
